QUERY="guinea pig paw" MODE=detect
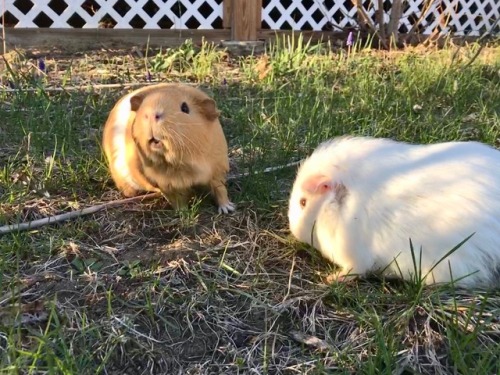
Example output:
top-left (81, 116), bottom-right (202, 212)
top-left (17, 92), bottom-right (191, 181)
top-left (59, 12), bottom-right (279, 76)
top-left (325, 271), bottom-right (356, 284)
top-left (218, 201), bottom-right (236, 214)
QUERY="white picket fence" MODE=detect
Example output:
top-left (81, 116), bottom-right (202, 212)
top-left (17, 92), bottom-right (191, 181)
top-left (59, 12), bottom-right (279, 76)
top-left (1, 0), bottom-right (498, 36)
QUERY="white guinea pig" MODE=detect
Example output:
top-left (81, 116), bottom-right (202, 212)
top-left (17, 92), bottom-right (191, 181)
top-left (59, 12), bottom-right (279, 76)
top-left (288, 136), bottom-right (500, 288)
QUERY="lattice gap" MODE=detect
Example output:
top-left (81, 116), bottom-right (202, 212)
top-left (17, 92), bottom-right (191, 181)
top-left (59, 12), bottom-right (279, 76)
top-left (1, 0), bottom-right (498, 36)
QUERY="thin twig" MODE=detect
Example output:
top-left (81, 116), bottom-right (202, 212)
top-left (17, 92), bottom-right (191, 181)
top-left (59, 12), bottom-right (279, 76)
top-left (460, 18), bottom-right (500, 71)
top-left (289, 331), bottom-right (336, 352)
top-left (459, 44), bottom-right (486, 70)
top-left (112, 316), bottom-right (167, 344)
top-left (1, 82), bottom-right (162, 93)
top-left (0, 160), bottom-right (302, 236)
top-left (352, 0), bottom-right (377, 33)
top-left (1, 0), bottom-right (6, 55)
top-left (0, 192), bottom-right (161, 236)
top-left (282, 255), bottom-right (296, 303)
top-left (227, 160), bottom-right (301, 180)
top-left (407, 0), bottom-right (437, 37)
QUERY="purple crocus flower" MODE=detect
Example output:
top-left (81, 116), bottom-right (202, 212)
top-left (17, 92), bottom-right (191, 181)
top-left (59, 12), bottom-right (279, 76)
top-left (146, 70), bottom-right (152, 82)
top-left (346, 31), bottom-right (354, 47)
top-left (38, 58), bottom-right (46, 73)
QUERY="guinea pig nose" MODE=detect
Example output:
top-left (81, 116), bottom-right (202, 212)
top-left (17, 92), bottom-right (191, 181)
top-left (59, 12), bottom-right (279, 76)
top-left (148, 137), bottom-right (162, 149)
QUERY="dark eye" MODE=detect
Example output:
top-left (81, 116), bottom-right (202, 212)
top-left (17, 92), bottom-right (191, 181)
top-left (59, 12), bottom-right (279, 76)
top-left (181, 102), bottom-right (189, 114)
top-left (300, 198), bottom-right (307, 208)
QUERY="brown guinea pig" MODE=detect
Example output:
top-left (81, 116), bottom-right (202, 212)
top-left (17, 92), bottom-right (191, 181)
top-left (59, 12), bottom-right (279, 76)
top-left (102, 83), bottom-right (235, 213)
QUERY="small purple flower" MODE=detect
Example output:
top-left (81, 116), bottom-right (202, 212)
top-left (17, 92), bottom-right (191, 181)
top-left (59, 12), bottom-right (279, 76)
top-left (146, 70), bottom-right (152, 82)
top-left (222, 78), bottom-right (227, 86)
top-left (346, 31), bottom-right (354, 47)
top-left (38, 58), bottom-right (46, 73)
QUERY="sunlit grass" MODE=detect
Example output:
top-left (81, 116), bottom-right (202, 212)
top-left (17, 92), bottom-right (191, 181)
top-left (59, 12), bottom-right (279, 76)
top-left (0, 38), bottom-right (499, 374)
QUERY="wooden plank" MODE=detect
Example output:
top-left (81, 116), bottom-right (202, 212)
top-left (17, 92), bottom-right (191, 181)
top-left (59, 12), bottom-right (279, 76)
top-left (0, 28), bottom-right (481, 54)
top-left (256, 0), bottom-right (262, 31)
top-left (231, 0), bottom-right (259, 41)
top-left (1, 28), bottom-right (339, 53)
top-left (224, 0), bottom-right (262, 32)
top-left (223, 0), bottom-right (232, 29)
top-left (1, 28), bottom-right (231, 53)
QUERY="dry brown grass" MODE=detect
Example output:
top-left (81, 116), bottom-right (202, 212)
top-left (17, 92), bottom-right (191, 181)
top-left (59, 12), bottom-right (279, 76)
top-left (2, 195), bottom-right (499, 373)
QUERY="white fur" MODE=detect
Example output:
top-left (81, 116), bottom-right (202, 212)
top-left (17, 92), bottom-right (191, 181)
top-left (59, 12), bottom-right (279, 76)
top-left (288, 136), bottom-right (500, 287)
top-left (110, 94), bottom-right (141, 190)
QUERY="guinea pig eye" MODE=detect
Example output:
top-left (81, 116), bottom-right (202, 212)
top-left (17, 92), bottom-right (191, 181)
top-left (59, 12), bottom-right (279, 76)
top-left (299, 198), bottom-right (307, 208)
top-left (181, 102), bottom-right (190, 114)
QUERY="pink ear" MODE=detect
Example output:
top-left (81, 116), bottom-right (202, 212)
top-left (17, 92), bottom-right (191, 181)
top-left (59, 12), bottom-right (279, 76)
top-left (301, 175), bottom-right (333, 195)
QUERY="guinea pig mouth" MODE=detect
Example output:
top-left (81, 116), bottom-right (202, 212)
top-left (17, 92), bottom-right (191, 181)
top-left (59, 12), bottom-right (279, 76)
top-left (148, 137), bottom-right (163, 151)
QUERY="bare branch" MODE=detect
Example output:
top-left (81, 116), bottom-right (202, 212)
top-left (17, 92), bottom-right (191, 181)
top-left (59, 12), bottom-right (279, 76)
top-left (0, 192), bottom-right (161, 236)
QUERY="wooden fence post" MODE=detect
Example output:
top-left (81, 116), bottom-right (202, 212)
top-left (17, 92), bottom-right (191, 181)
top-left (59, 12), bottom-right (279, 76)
top-left (223, 0), bottom-right (262, 41)
top-left (223, 0), bottom-right (232, 29)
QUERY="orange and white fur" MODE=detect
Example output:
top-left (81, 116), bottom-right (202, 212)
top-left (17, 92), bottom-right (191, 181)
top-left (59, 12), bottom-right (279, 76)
top-left (102, 83), bottom-right (235, 213)
top-left (288, 136), bottom-right (500, 288)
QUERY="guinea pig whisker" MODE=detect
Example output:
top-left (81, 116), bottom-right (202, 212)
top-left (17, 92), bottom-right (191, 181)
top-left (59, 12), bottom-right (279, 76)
top-left (163, 130), bottom-right (190, 162)
top-left (169, 128), bottom-right (200, 158)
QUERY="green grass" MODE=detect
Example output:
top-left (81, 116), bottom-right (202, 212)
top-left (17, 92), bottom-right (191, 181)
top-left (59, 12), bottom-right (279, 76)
top-left (0, 37), bottom-right (499, 374)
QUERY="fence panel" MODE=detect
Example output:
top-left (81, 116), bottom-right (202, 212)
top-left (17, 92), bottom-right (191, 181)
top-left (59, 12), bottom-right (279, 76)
top-left (262, 0), bottom-right (499, 37)
top-left (1, 0), bottom-right (499, 37)
top-left (1, 0), bottom-right (224, 29)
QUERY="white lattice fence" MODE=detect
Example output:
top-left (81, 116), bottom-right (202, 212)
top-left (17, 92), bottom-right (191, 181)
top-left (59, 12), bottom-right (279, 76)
top-left (1, 0), bottom-right (499, 36)
top-left (262, 0), bottom-right (499, 36)
top-left (1, 0), bottom-right (223, 29)
top-left (389, 0), bottom-right (498, 36)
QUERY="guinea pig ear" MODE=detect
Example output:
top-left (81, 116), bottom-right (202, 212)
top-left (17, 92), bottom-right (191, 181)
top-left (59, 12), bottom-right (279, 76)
top-left (301, 174), bottom-right (348, 203)
top-left (196, 98), bottom-right (220, 121)
top-left (301, 175), bottom-right (333, 195)
top-left (130, 94), bottom-right (145, 112)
